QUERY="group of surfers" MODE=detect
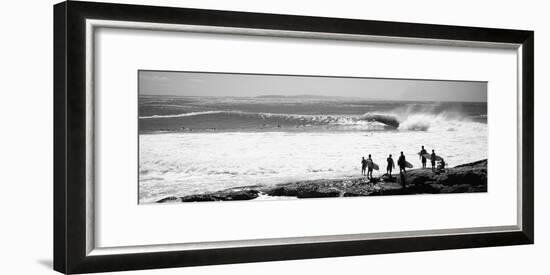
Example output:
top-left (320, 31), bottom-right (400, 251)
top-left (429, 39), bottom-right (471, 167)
top-left (361, 145), bottom-right (446, 179)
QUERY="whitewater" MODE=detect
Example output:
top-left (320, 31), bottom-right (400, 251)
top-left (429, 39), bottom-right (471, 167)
top-left (138, 96), bottom-right (487, 203)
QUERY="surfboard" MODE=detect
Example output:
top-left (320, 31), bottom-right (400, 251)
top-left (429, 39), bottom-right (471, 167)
top-left (421, 153), bottom-right (443, 162)
top-left (405, 161), bottom-right (413, 168)
top-left (366, 159), bottom-right (379, 171)
top-left (420, 153), bottom-right (431, 159)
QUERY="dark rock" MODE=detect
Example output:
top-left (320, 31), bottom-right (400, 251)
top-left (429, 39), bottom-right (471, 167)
top-left (265, 180), bottom-right (343, 198)
top-left (296, 186), bottom-right (341, 198)
top-left (391, 159), bottom-right (487, 195)
top-left (369, 177), bottom-right (381, 183)
top-left (169, 189), bottom-right (259, 203)
top-left (180, 194), bottom-right (219, 202)
top-left (343, 192), bottom-right (365, 197)
top-left (381, 174), bottom-right (397, 182)
top-left (454, 159), bottom-right (487, 168)
top-left (156, 196), bottom-right (179, 203)
top-left (265, 185), bottom-right (299, 197)
top-left (156, 159), bottom-right (487, 202)
top-left (220, 189), bottom-right (260, 201)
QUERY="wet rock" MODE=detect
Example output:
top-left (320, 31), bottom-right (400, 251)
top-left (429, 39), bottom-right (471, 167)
top-left (296, 186), bottom-right (341, 198)
top-left (156, 159), bottom-right (487, 202)
top-left (264, 184), bottom-right (299, 197)
top-left (180, 194), bottom-right (219, 202)
top-left (380, 174), bottom-right (397, 182)
top-left (395, 159), bottom-right (487, 194)
top-left (156, 196), bottom-right (180, 203)
top-left (159, 189), bottom-right (259, 203)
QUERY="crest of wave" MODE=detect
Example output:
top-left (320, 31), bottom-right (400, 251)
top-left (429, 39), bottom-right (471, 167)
top-left (388, 103), bottom-right (473, 132)
top-left (397, 112), bottom-right (465, 131)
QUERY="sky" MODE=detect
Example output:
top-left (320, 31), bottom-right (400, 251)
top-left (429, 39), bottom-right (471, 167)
top-left (139, 70), bottom-right (487, 102)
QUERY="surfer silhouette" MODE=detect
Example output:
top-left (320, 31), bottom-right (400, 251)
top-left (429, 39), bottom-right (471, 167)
top-left (419, 145), bottom-right (428, 168)
top-left (361, 157), bottom-right (367, 176)
top-left (438, 158), bottom-right (446, 171)
top-left (366, 154), bottom-right (374, 179)
top-left (398, 151), bottom-right (407, 173)
top-left (431, 149), bottom-right (437, 171)
top-left (386, 154), bottom-right (395, 175)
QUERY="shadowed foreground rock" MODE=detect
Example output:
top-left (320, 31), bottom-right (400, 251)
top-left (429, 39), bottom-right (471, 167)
top-left (157, 159), bottom-right (487, 203)
top-left (157, 188), bottom-right (260, 203)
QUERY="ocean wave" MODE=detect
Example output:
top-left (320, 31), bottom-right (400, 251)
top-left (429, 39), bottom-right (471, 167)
top-left (139, 106), bottom-right (484, 132)
top-left (140, 111), bottom-right (226, 119)
top-left (362, 102), bottom-right (484, 132)
top-left (140, 110), bottom-right (396, 129)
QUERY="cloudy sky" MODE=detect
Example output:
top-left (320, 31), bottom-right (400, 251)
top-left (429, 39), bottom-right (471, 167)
top-left (139, 70), bottom-right (487, 102)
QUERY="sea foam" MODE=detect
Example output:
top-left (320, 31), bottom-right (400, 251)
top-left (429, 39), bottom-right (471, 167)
top-left (139, 123), bottom-right (488, 203)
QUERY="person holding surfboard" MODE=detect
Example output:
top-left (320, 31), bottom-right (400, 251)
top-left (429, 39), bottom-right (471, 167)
top-left (397, 151), bottom-right (407, 173)
top-left (430, 149), bottom-right (437, 171)
top-left (438, 158), bottom-right (446, 171)
top-left (361, 157), bottom-right (367, 176)
top-left (366, 154), bottom-right (374, 179)
top-left (419, 146), bottom-right (428, 168)
top-left (386, 154), bottom-right (395, 176)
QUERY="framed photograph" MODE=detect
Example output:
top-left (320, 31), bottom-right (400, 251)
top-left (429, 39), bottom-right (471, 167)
top-left (54, 1), bottom-right (534, 274)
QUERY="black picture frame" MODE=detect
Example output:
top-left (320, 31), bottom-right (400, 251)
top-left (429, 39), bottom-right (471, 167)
top-left (54, 1), bottom-right (534, 274)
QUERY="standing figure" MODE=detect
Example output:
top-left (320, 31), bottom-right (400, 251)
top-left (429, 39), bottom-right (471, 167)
top-left (419, 145), bottom-right (428, 168)
top-left (366, 154), bottom-right (374, 179)
top-left (438, 158), bottom-right (446, 171)
top-left (386, 154), bottom-right (395, 175)
top-left (397, 151), bottom-right (407, 174)
top-left (430, 149), bottom-right (437, 172)
top-left (361, 157), bottom-right (367, 176)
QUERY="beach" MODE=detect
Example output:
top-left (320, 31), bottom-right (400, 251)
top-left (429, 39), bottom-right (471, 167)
top-left (139, 95), bottom-right (488, 203)
top-left (156, 159), bottom-right (488, 203)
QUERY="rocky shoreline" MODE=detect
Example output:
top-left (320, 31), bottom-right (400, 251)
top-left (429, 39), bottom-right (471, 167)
top-left (156, 159), bottom-right (487, 203)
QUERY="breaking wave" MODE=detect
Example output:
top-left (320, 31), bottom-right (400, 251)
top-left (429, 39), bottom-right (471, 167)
top-left (140, 111), bottom-right (227, 119)
top-left (139, 104), bottom-right (484, 132)
top-left (364, 103), bottom-right (481, 131)
top-left (140, 110), bottom-right (396, 130)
